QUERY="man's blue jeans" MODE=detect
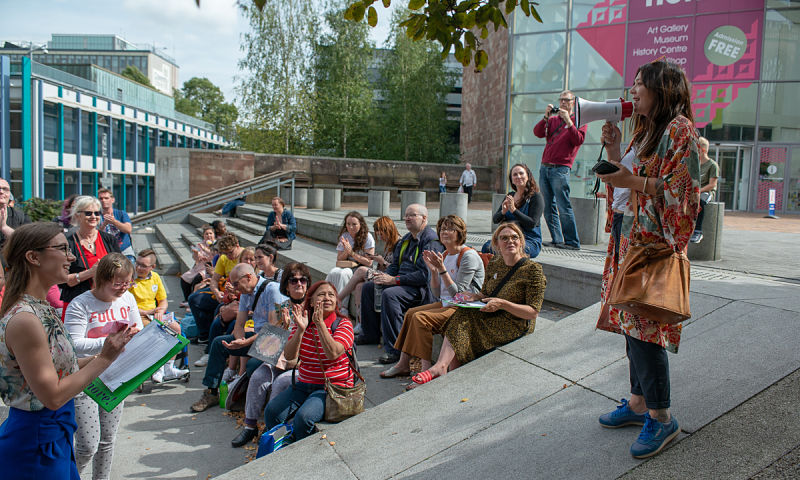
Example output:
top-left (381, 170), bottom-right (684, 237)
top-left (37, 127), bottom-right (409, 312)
top-left (206, 315), bottom-right (235, 354)
top-left (188, 288), bottom-right (220, 341)
top-left (264, 382), bottom-right (326, 441)
top-left (539, 164), bottom-right (580, 248)
top-left (201, 332), bottom-right (256, 389)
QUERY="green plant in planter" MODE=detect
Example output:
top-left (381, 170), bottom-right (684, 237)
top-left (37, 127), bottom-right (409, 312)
top-left (21, 197), bottom-right (63, 222)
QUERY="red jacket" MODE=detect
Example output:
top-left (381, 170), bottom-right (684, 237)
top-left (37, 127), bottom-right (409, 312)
top-left (533, 114), bottom-right (587, 168)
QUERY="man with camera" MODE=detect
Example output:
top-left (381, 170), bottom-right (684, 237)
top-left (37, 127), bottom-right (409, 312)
top-left (533, 90), bottom-right (587, 250)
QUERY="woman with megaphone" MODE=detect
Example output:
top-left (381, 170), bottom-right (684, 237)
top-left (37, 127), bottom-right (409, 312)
top-left (594, 60), bottom-right (701, 459)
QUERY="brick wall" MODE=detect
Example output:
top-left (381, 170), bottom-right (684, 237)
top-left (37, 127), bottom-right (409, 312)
top-left (460, 28), bottom-right (509, 169)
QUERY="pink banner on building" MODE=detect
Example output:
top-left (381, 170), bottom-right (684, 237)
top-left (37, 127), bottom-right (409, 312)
top-left (692, 12), bottom-right (763, 82)
top-left (625, 18), bottom-right (693, 84)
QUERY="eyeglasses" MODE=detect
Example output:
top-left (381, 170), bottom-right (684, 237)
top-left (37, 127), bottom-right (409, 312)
top-left (559, 97), bottom-right (574, 102)
top-left (112, 281), bottom-right (132, 289)
top-left (80, 211), bottom-right (103, 217)
top-left (135, 262), bottom-right (154, 269)
top-left (440, 227), bottom-right (456, 233)
top-left (498, 234), bottom-right (521, 243)
top-left (0, 186), bottom-right (10, 193)
top-left (404, 213), bottom-right (422, 219)
top-left (41, 244), bottom-right (74, 257)
top-left (288, 276), bottom-right (309, 285)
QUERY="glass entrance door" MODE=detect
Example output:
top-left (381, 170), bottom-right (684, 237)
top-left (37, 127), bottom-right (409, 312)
top-left (712, 145), bottom-right (751, 211)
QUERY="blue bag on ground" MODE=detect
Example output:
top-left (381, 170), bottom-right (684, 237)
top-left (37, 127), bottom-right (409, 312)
top-left (180, 313), bottom-right (197, 339)
top-left (256, 423), bottom-right (293, 458)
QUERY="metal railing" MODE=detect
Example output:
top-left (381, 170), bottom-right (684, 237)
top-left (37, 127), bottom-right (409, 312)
top-left (131, 170), bottom-right (305, 227)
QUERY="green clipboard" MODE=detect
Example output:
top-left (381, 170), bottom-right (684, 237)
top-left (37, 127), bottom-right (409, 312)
top-left (84, 319), bottom-right (189, 412)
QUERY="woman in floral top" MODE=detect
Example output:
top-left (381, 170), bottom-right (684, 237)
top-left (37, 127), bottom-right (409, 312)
top-left (595, 61), bottom-right (701, 460)
top-left (0, 223), bottom-right (133, 479)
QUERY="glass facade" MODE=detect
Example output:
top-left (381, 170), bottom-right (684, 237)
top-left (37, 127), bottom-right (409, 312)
top-left (506, 2), bottom-right (800, 213)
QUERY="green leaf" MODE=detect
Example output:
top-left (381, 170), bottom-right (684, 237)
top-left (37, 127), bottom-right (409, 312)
top-left (505, 0), bottom-right (518, 15)
top-left (520, 0), bottom-right (530, 16)
top-left (352, 3), bottom-right (366, 22)
top-left (475, 49), bottom-right (488, 71)
top-left (383, 0), bottom-right (391, 7)
top-left (530, 5), bottom-right (543, 23)
top-left (480, 26), bottom-right (489, 39)
top-left (408, 0), bottom-right (426, 11)
top-left (367, 6), bottom-right (378, 26)
top-left (253, 0), bottom-right (266, 11)
top-left (344, 5), bottom-right (356, 20)
top-left (465, 31), bottom-right (476, 49)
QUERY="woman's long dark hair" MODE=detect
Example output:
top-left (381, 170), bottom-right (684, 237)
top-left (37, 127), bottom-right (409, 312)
top-left (1, 222), bottom-right (63, 317)
top-left (508, 163), bottom-right (539, 206)
top-left (630, 61), bottom-right (694, 159)
top-left (338, 211), bottom-right (369, 252)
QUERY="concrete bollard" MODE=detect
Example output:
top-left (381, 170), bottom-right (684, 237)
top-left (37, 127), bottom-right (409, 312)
top-left (571, 197), bottom-right (609, 245)
top-left (368, 190), bottom-right (390, 217)
top-left (491, 193), bottom-right (507, 231)
top-left (439, 192), bottom-right (468, 222)
top-left (307, 188), bottom-right (324, 209)
top-left (323, 188), bottom-right (342, 211)
top-left (688, 202), bottom-right (723, 261)
top-left (279, 186), bottom-right (307, 208)
top-left (400, 191), bottom-right (426, 219)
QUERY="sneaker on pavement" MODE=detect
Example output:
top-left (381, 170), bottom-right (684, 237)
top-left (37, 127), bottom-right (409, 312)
top-left (690, 231), bottom-right (703, 243)
top-left (599, 398), bottom-right (647, 428)
top-left (191, 389), bottom-right (220, 412)
top-left (194, 354), bottom-right (209, 367)
top-left (164, 364), bottom-right (190, 380)
top-left (630, 413), bottom-right (680, 459)
top-left (151, 367), bottom-right (165, 384)
top-left (221, 368), bottom-right (237, 384)
top-left (556, 243), bottom-right (581, 251)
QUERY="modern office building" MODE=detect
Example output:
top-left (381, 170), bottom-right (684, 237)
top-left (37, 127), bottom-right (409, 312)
top-left (461, 0), bottom-right (800, 214)
top-left (1, 34), bottom-right (179, 96)
top-left (0, 56), bottom-right (227, 213)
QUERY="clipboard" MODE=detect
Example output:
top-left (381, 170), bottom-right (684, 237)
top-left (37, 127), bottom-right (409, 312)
top-left (84, 319), bottom-right (189, 412)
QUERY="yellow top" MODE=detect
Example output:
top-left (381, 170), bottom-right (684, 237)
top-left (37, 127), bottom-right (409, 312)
top-left (129, 271), bottom-right (167, 311)
top-left (214, 254), bottom-right (237, 278)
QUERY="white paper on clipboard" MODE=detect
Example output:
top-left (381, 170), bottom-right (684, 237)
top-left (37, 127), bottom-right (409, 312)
top-left (98, 321), bottom-right (179, 390)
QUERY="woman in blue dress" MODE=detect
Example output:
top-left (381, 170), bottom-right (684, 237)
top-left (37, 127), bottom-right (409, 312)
top-left (482, 163), bottom-right (544, 258)
top-left (0, 222), bottom-right (133, 479)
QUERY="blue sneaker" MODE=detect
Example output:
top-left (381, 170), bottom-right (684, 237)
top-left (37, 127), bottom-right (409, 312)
top-left (630, 413), bottom-right (680, 459)
top-left (599, 398), bottom-right (647, 428)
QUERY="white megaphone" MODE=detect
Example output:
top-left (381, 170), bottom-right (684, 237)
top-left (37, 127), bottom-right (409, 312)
top-left (575, 97), bottom-right (633, 127)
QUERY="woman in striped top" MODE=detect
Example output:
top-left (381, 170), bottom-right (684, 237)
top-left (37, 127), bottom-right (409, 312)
top-left (263, 281), bottom-right (355, 441)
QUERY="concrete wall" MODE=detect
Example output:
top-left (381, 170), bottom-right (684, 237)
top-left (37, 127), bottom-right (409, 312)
top-left (459, 28), bottom-right (508, 169)
top-left (154, 147), bottom-right (191, 209)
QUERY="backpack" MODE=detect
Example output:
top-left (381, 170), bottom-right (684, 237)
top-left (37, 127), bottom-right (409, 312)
top-left (444, 247), bottom-right (492, 271)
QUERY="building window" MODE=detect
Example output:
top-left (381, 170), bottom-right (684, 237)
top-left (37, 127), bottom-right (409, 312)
top-left (44, 102), bottom-right (58, 152)
top-left (759, 82), bottom-right (800, 142)
top-left (9, 102), bottom-right (22, 149)
top-left (81, 111), bottom-right (94, 156)
top-left (514, 0), bottom-right (568, 33)
top-left (63, 105), bottom-right (76, 154)
top-left (125, 122), bottom-right (134, 160)
top-left (511, 32), bottom-right (567, 93)
top-left (569, 31), bottom-right (624, 90)
top-left (112, 119), bottom-right (122, 159)
top-left (761, 8), bottom-right (800, 81)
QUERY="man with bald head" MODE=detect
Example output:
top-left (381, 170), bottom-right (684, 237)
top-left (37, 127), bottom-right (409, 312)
top-left (0, 178), bottom-right (31, 252)
top-left (359, 203), bottom-right (443, 364)
top-left (192, 263), bottom-right (272, 412)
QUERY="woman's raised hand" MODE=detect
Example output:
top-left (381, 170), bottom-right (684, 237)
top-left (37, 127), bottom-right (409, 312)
top-left (292, 303), bottom-right (308, 331)
top-left (340, 237), bottom-right (353, 256)
top-left (279, 306), bottom-right (292, 329)
top-left (312, 299), bottom-right (325, 326)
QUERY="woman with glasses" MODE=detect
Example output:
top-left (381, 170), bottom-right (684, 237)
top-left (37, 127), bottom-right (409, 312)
top-left (230, 260), bottom-right (303, 448)
top-left (264, 279), bottom-right (355, 442)
top-left (0, 223), bottom-right (133, 478)
top-left (380, 215), bottom-right (485, 380)
top-left (410, 223), bottom-right (545, 388)
top-left (64, 253), bottom-right (144, 480)
top-left (128, 249), bottom-right (188, 383)
top-left (482, 163), bottom-right (544, 258)
top-left (60, 196), bottom-right (121, 320)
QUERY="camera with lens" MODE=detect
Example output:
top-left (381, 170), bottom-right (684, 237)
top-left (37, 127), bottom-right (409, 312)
top-left (549, 106), bottom-right (560, 115)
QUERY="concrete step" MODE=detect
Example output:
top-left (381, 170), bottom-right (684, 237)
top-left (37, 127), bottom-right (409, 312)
top-left (154, 223), bottom-right (203, 274)
top-left (150, 241), bottom-right (180, 275)
top-left (226, 217), bottom-right (265, 237)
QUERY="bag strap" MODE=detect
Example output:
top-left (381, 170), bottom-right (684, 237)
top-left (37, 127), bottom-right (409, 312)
top-left (488, 258), bottom-right (527, 298)
top-left (72, 233), bottom-right (91, 271)
top-left (443, 246), bottom-right (471, 269)
top-left (315, 316), bottom-right (364, 384)
top-left (251, 280), bottom-right (269, 311)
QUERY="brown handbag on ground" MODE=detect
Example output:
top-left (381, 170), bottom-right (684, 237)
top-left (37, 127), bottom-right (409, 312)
top-left (607, 190), bottom-right (691, 325)
top-left (316, 317), bottom-right (366, 423)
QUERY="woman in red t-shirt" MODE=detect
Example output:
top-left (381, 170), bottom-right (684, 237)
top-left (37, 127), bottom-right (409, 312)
top-left (60, 196), bottom-right (121, 319)
top-left (264, 281), bottom-right (355, 441)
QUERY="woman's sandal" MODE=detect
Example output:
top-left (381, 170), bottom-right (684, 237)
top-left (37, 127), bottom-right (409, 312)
top-left (379, 365), bottom-right (410, 379)
top-left (411, 370), bottom-right (438, 385)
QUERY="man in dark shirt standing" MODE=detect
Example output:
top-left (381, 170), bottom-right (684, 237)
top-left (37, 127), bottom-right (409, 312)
top-left (0, 178), bottom-right (31, 251)
top-left (533, 90), bottom-right (587, 250)
top-left (357, 203), bottom-right (442, 364)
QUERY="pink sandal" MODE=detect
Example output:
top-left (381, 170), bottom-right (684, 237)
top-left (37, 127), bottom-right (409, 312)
top-left (412, 370), bottom-right (438, 385)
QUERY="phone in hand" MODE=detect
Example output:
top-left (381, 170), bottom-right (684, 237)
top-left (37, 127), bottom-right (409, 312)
top-left (591, 160), bottom-right (621, 175)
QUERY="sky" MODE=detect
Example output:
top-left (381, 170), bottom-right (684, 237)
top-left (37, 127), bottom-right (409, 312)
top-left (0, 0), bottom-right (396, 102)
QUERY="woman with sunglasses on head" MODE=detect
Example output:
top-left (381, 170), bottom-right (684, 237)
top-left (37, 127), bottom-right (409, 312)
top-left (0, 223), bottom-right (133, 479)
top-left (230, 260), bottom-right (301, 448)
top-left (409, 223), bottom-right (545, 389)
top-left (60, 196), bottom-right (121, 320)
top-left (64, 253), bottom-right (144, 480)
top-left (595, 60), bottom-right (701, 459)
top-left (264, 279), bottom-right (355, 442)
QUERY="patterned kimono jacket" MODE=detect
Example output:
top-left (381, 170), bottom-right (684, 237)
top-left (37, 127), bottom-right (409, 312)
top-left (597, 115), bottom-right (701, 353)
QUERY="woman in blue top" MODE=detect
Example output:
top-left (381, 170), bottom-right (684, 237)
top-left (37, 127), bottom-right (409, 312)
top-left (260, 197), bottom-right (296, 250)
top-left (482, 163), bottom-right (544, 258)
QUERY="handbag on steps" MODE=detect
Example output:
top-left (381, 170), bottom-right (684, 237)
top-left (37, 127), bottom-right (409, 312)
top-left (607, 190), bottom-right (691, 325)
